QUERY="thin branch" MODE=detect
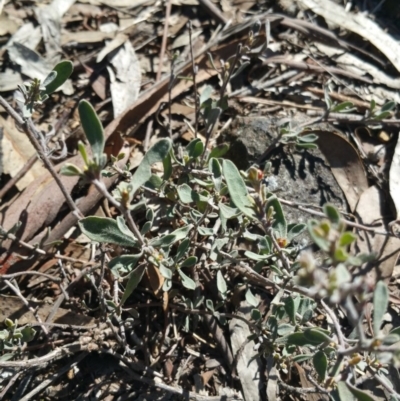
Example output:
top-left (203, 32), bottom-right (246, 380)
top-left (4, 279), bottom-right (49, 336)
top-left (18, 352), bottom-right (88, 401)
top-left (0, 96), bottom-right (83, 219)
top-left (189, 21), bottom-right (199, 139)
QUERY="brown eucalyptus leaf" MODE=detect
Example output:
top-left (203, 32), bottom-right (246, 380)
top-left (353, 185), bottom-right (400, 281)
top-left (315, 129), bottom-right (368, 212)
top-left (389, 133), bottom-right (400, 220)
top-left (0, 296), bottom-right (95, 327)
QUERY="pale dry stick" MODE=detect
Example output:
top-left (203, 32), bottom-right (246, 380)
top-left (321, 299), bottom-right (346, 348)
top-left (201, 44), bottom-right (243, 163)
top-left (27, 322), bottom-right (97, 330)
top-left (278, 197), bottom-right (392, 236)
top-left (0, 370), bottom-right (22, 400)
top-left (4, 279), bottom-right (49, 335)
top-left (218, 250), bottom-right (317, 299)
top-left (230, 69), bottom-right (299, 97)
top-left (304, 42), bottom-right (365, 100)
top-left (367, 366), bottom-right (400, 399)
top-left (267, 226), bottom-right (292, 272)
top-left (129, 301), bottom-right (257, 331)
top-left (114, 357), bottom-right (244, 401)
top-left (274, 380), bottom-right (320, 395)
top-left (0, 339), bottom-right (96, 368)
top-left (189, 20), bottom-right (199, 139)
top-left (100, 348), bottom-right (164, 378)
top-left (156, 0), bottom-right (172, 82)
top-left (144, 0), bottom-right (173, 150)
top-left (45, 264), bottom-right (100, 325)
top-left (0, 229), bottom-right (98, 267)
top-left (306, 373), bottom-right (331, 395)
top-left (0, 96), bottom-right (83, 219)
top-left (91, 179), bottom-right (145, 246)
top-left (0, 271), bottom-right (61, 283)
top-left (198, 0), bottom-right (228, 25)
top-left (18, 352), bottom-right (88, 401)
top-left (306, 109), bottom-right (400, 126)
top-left (0, 153), bottom-right (36, 200)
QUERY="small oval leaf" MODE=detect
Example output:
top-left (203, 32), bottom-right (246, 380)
top-left (44, 60), bottom-right (73, 95)
top-left (79, 100), bottom-right (105, 161)
top-left (313, 350), bottom-right (327, 381)
top-left (79, 217), bottom-right (137, 247)
top-left (223, 159), bottom-right (256, 218)
top-left (178, 269), bottom-right (196, 290)
top-left (121, 264), bottom-right (146, 305)
top-left (373, 281), bottom-right (389, 337)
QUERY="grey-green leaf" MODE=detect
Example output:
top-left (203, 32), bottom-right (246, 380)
top-left (216, 270), bottom-right (227, 295)
top-left (21, 327), bottom-right (36, 343)
top-left (181, 256), bottom-right (198, 268)
top-left (287, 223), bottom-right (306, 241)
top-left (313, 350), bottom-right (327, 381)
top-left (223, 159), bottom-right (256, 218)
top-left (130, 139), bottom-right (172, 196)
top-left (150, 225), bottom-right (192, 248)
top-left (266, 196), bottom-right (287, 238)
top-left (373, 281), bottom-right (389, 337)
top-left (176, 238), bottom-right (190, 261)
top-left (44, 60), bottom-right (73, 95)
top-left (245, 288), bottom-right (259, 307)
top-left (60, 163), bottom-right (82, 176)
top-left (208, 143), bottom-right (229, 160)
top-left (79, 217), bottom-right (137, 247)
top-left (336, 381), bottom-right (356, 401)
top-left (109, 253), bottom-right (142, 277)
top-left (323, 203), bottom-right (341, 225)
top-left (345, 381), bottom-right (377, 401)
top-left (178, 269), bottom-right (196, 290)
top-left (284, 296), bottom-right (297, 325)
top-left (121, 264), bottom-right (146, 305)
top-left (186, 138), bottom-right (204, 159)
top-left (209, 157), bottom-right (222, 192)
top-left (219, 203), bottom-right (240, 219)
top-left (79, 100), bottom-right (105, 161)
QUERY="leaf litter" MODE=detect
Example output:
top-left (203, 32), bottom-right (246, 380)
top-left (0, 0), bottom-right (400, 400)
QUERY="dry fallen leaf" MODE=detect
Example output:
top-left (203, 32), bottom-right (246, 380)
top-left (296, 0), bottom-right (400, 74)
top-left (353, 185), bottom-right (400, 281)
top-left (229, 302), bottom-right (262, 401)
top-left (108, 40), bottom-right (141, 117)
top-left (144, 264), bottom-right (164, 297)
top-left (0, 115), bottom-right (47, 191)
top-left (389, 134), bottom-right (400, 221)
top-left (0, 296), bottom-right (96, 327)
top-left (315, 129), bottom-right (369, 212)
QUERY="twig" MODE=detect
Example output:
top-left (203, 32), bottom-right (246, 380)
top-left (0, 339), bottom-right (97, 368)
top-left (26, 322), bottom-right (97, 330)
top-left (278, 381), bottom-right (321, 394)
top-left (0, 370), bottom-right (22, 400)
top-left (4, 279), bottom-right (49, 336)
top-left (0, 154), bottom-right (37, 200)
top-left (198, 0), bottom-right (228, 24)
top-left (156, 0), bottom-right (172, 82)
top-left (0, 271), bottom-right (61, 282)
top-left (321, 299), bottom-right (345, 348)
top-left (189, 21), bottom-right (199, 139)
top-left (278, 197), bottom-right (392, 236)
top-left (18, 352), bottom-right (88, 401)
top-left (0, 96), bottom-right (83, 219)
top-left (92, 179), bottom-right (145, 246)
top-left (114, 356), bottom-right (243, 401)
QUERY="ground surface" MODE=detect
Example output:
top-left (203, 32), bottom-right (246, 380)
top-left (1, 0), bottom-right (400, 400)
